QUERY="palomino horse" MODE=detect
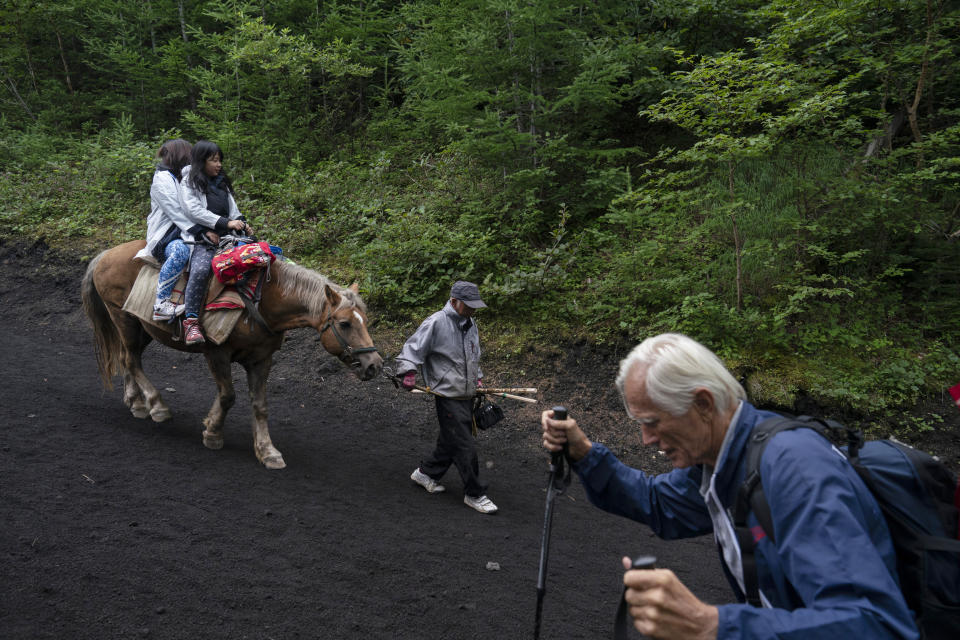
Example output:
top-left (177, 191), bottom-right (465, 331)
top-left (81, 239), bottom-right (383, 468)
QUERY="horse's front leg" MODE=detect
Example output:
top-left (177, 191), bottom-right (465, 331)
top-left (244, 356), bottom-right (285, 469)
top-left (201, 349), bottom-right (235, 450)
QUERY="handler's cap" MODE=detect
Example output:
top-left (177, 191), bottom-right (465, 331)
top-left (451, 280), bottom-right (487, 309)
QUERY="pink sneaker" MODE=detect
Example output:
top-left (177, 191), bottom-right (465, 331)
top-left (183, 317), bottom-right (205, 345)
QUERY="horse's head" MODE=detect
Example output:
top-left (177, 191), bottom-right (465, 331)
top-left (317, 283), bottom-right (383, 381)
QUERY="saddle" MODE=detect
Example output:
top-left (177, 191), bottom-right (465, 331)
top-left (122, 263), bottom-right (243, 344)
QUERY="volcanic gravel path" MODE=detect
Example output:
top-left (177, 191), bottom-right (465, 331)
top-left (0, 241), bottom-right (731, 639)
top-left (4, 239), bottom-right (958, 639)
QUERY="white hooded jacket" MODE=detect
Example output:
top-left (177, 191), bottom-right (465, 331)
top-left (134, 165), bottom-right (242, 266)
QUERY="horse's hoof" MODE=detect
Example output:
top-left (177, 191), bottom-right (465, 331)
top-left (202, 430), bottom-right (224, 450)
top-left (150, 406), bottom-right (172, 422)
top-left (261, 453), bottom-right (286, 470)
top-left (130, 405), bottom-right (150, 419)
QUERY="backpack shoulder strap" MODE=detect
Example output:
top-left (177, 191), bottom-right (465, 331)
top-left (734, 416), bottom-right (823, 541)
top-left (733, 415), bottom-right (828, 606)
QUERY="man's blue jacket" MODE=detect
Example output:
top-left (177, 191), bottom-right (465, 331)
top-left (573, 401), bottom-right (919, 639)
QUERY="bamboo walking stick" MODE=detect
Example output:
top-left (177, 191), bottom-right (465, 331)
top-left (481, 391), bottom-right (537, 404)
top-left (412, 387), bottom-right (538, 403)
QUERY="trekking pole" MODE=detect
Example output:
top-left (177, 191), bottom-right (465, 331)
top-left (534, 406), bottom-right (571, 640)
top-left (613, 556), bottom-right (657, 640)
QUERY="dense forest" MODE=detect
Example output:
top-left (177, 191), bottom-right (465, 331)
top-left (2, 0), bottom-right (959, 424)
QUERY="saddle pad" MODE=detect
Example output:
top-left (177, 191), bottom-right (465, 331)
top-left (122, 264), bottom-right (242, 345)
top-left (206, 287), bottom-right (244, 311)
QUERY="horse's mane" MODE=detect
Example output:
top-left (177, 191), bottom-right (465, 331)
top-left (273, 260), bottom-right (366, 317)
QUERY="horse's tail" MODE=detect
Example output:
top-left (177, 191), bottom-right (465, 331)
top-left (81, 251), bottom-right (124, 389)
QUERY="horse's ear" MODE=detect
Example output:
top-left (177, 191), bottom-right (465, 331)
top-left (323, 284), bottom-right (342, 308)
top-left (349, 282), bottom-right (360, 293)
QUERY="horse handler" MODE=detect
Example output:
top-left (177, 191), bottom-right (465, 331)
top-left (395, 281), bottom-right (498, 514)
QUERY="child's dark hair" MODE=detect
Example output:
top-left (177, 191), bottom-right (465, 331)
top-left (188, 140), bottom-right (234, 195)
top-left (157, 138), bottom-right (192, 178)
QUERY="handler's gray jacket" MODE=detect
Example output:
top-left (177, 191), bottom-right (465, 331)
top-left (395, 301), bottom-right (482, 399)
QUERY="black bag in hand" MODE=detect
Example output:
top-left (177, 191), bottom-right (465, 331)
top-left (472, 398), bottom-right (505, 430)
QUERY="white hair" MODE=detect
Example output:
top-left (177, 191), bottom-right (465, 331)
top-left (614, 333), bottom-right (745, 417)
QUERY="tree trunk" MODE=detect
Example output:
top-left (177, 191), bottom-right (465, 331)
top-left (729, 160), bottom-right (743, 312)
top-left (55, 31), bottom-right (74, 95)
top-left (14, 11), bottom-right (39, 96)
top-left (147, 0), bottom-right (157, 53)
top-left (530, 59), bottom-right (540, 170)
top-left (906, 0), bottom-right (938, 168)
top-left (861, 109), bottom-right (906, 161)
top-left (504, 10), bottom-right (524, 139)
top-left (178, 0), bottom-right (196, 109)
top-left (178, 0), bottom-right (190, 51)
top-left (0, 66), bottom-right (36, 120)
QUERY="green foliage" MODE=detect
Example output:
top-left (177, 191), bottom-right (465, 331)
top-left (1, 117), bottom-right (154, 244)
top-left (1, 0), bottom-right (959, 425)
top-left (183, 0), bottom-right (375, 172)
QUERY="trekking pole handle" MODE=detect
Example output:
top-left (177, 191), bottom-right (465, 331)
top-left (614, 556), bottom-right (659, 640)
top-left (550, 406), bottom-right (567, 467)
top-left (630, 556), bottom-right (657, 570)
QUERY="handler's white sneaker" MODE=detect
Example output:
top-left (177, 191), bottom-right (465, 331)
top-left (464, 494), bottom-right (498, 514)
top-left (411, 468), bottom-right (445, 494)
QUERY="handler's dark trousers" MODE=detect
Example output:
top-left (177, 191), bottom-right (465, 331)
top-left (421, 396), bottom-right (487, 498)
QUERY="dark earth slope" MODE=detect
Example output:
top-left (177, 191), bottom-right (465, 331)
top-left (2, 240), bottom-right (957, 639)
top-left (0, 241), bottom-right (731, 640)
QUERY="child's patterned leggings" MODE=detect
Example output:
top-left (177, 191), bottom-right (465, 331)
top-left (184, 244), bottom-right (216, 318)
top-left (156, 239), bottom-right (190, 302)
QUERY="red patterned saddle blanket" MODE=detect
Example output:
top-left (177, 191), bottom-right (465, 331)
top-left (212, 242), bottom-right (275, 285)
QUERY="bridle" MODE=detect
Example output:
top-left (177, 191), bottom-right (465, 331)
top-left (319, 307), bottom-right (379, 365)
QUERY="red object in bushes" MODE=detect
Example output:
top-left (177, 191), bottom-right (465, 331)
top-left (950, 382), bottom-right (960, 411)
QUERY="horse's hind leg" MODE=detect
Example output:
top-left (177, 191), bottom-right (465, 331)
top-left (113, 311), bottom-right (172, 422)
top-left (201, 349), bottom-right (235, 451)
top-left (123, 371), bottom-right (149, 419)
top-left (245, 356), bottom-right (285, 469)
top-left (127, 349), bottom-right (172, 422)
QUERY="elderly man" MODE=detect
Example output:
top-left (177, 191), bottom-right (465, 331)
top-left (396, 281), bottom-right (497, 514)
top-left (541, 333), bottom-right (918, 639)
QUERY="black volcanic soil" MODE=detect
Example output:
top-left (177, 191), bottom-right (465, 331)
top-left (1, 239), bottom-right (957, 639)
